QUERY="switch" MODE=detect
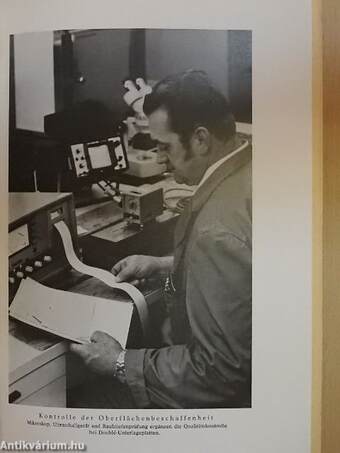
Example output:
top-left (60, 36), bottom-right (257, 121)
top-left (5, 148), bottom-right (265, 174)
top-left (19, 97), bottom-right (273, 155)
top-left (16, 271), bottom-right (24, 279)
top-left (43, 255), bottom-right (52, 263)
top-left (34, 261), bottom-right (43, 268)
top-left (25, 266), bottom-right (34, 273)
top-left (9, 277), bottom-right (15, 284)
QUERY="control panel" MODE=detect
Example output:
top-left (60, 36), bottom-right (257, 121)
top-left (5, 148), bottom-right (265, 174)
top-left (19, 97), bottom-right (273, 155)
top-left (9, 193), bottom-right (79, 303)
top-left (69, 136), bottom-right (128, 180)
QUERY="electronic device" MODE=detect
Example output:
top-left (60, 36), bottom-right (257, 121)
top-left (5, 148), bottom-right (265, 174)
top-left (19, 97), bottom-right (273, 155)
top-left (44, 102), bottom-right (129, 189)
top-left (121, 187), bottom-right (164, 226)
top-left (69, 135), bottom-right (128, 180)
top-left (8, 193), bottom-right (79, 302)
top-left (7, 192), bottom-right (164, 408)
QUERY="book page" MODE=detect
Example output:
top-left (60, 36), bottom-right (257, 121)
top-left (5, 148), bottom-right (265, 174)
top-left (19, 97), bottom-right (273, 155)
top-left (0, 0), bottom-right (316, 452)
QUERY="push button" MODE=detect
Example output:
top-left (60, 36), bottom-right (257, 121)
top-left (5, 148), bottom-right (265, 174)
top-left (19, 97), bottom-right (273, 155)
top-left (43, 255), bottom-right (52, 263)
top-left (34, 261), bottom-right (43, 268)
top-left (25, 266), bottom-right (34, 273)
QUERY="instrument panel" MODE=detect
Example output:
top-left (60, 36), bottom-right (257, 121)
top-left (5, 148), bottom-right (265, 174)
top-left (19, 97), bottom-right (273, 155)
top-left (8, 193), bottom-right (78, 301)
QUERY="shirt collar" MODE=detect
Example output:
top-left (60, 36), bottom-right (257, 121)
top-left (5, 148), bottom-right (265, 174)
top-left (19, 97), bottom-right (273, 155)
top-left (196, 140), bottom-right (249, 191)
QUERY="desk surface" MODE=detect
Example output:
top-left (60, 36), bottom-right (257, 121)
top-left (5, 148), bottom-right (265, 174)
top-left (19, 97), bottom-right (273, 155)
top-left (9, 329), bottom-right (68, 384)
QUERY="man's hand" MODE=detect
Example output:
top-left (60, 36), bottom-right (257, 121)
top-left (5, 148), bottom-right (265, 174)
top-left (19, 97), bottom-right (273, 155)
top-left (111, 255), bottom-right (173, 286)
top-left (70, 331), bottom-right (123, 377)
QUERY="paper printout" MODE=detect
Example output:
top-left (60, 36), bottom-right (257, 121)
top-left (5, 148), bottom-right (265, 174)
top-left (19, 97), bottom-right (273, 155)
top-left (9, 278), bottom-right (133, 347)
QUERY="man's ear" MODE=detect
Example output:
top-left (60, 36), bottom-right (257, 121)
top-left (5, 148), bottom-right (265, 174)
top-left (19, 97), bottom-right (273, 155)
top-left (190, 127), bottom-right (211, 156)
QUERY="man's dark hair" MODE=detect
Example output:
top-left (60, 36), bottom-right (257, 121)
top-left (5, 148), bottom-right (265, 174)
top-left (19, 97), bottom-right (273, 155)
top-left (143, 70), bottom-right (236, 146)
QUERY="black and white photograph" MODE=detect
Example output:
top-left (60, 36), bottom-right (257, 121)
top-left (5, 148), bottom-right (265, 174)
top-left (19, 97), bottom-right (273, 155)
top-left (8, 28), bottom-right (252, 409)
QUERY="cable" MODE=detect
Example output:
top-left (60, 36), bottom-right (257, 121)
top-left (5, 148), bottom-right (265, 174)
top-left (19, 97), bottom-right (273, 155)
top-left (163, 187), bottom-right (194, 213)
top-left (96, 180), bottom-right (122, 206)
top-left (163, 187), bottom-right (194, 196)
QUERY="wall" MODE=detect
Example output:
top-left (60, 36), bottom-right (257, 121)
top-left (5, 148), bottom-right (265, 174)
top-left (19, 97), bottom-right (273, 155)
top-left (13, 29), bottom-right (252, 133)
top-left (71, 29), bottom-right (131, 118)
top-left (14, 31), bottom-right (55, 132)
top-left (145, 29), bottom-right (229, 97)
top-left (145, 29), bottom-right (252, 123)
